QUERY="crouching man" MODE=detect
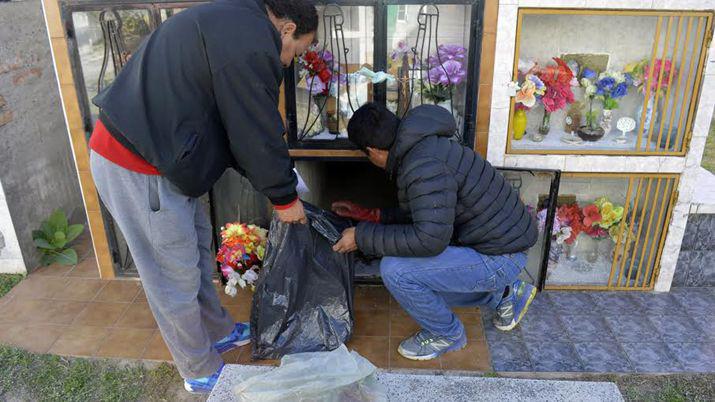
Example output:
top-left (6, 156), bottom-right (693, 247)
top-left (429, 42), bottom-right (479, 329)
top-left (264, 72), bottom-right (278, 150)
top-left (332, 103), bottom-right (538, 361)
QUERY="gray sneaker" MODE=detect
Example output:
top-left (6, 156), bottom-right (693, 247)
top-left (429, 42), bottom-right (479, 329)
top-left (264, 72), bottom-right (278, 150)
top-left (493, 279), bottom-right (536, 331)
top-left (397, 329), bottom-right (467, 361)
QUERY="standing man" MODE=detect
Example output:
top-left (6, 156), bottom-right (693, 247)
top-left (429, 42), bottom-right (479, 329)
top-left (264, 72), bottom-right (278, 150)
top-left (88, 0), bottom-right (317, 393)
top-left (333, 103), bottom-right (538, 361)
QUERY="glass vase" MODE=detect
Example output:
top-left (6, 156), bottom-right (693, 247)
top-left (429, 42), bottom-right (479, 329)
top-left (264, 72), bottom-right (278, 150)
top-left (600, 109), bottom-right (613, 134)
top-left (538, 110), bottom-right (551, 135)
top-left (564, 239), bottom-right (578, 261)
top-left (586, 237), bottom-right (600, 264)
top-left (635, 96), bottom-right (661, 139)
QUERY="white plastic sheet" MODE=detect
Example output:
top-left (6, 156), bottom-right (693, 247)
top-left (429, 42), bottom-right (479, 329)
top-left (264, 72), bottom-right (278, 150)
top-left (233, 345), bottom-right (387, 402)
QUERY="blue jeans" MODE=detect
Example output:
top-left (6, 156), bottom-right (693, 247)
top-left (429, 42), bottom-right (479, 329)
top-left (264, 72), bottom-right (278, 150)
top-left (380, 247), bottom-right (527, 340)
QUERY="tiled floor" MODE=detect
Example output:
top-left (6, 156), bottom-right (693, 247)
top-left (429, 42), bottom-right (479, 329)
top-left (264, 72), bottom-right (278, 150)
top-left (2, 242), bottom-right (712, 375)
top-left (483, 288), bottom-right (715, 373)
top-left (0, 251), bottom-right (490, 372)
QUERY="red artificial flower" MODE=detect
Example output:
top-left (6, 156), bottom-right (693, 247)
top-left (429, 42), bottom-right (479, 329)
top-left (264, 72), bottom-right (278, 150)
top-left (582, 204), bottom-right (602, 228)
top-left (557, 203), bottom-right (584, 244)
top-left (318, 68), bottom-right (332, 83)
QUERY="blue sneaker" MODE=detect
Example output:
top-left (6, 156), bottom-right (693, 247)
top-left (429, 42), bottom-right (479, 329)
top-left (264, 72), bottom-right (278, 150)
top-left (214, 322), bottom-right (251, 353)
top-left (493, 279), bottom-right (536, 331)
top-left (183, 363), bottom-right (224, 394)
top-left (397, 329), bottom-right (467, 361)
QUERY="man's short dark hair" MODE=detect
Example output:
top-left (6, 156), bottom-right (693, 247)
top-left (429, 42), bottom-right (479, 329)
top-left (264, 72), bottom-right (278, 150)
top-left (264, 0), bottom-right (319, 38)
top-left (347, 102), bottom-right (400, 151)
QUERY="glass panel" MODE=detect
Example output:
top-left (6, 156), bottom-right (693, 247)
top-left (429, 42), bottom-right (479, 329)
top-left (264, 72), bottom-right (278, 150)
top-left (72, 9), bottom-right (152, 121)
top-left (160, 8), bottom-right (187, 21)
top-left (510, 12), bottom-right (708, 155)
top-left (542, 175), bottom-right (675, 288)
top-left (294, 5), bottom-right (374, 142)
top-left (500, 169), bottom-right (559, 287)
top-left (386, 4), bottom-right (472, 139)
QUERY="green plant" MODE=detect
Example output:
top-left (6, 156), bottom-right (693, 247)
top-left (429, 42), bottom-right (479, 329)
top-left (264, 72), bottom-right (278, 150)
top-left (32, 209), bottom-right (84, 266)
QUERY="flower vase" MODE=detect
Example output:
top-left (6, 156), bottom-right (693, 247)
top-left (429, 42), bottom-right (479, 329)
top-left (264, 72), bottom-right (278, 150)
top-left (585, 237), bottom-right (600, 264)
top-left (532, 110), bottom-right (550, 142)
top-left (600, 109), bottom-right (613, 134)
top-left (564, 239), bottom-right (578, 261)
top-left (635, 96), bottom-right (661, 139)
top-left (513, 109), bottom-right (527, 140)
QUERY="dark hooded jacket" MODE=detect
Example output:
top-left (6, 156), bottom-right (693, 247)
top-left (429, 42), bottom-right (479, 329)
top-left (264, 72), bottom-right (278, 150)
top-left (355, 105), bottom-right (538, 257)
top-left (92, 0), bottom-right (297, 204)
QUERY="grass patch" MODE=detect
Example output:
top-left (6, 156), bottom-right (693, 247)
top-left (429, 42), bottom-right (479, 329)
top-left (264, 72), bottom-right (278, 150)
top-left (0, 274), bottom-right (24, 298)
top-left (0, 345), bottom-right (196, 402)
top-left (702, 122), bottom-right (715, 174)
top-left (615, 373), bottom-right (715, 402)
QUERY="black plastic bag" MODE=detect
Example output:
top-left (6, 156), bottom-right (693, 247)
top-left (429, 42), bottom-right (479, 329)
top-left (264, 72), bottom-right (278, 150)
top-left (251, 202), bottom-right (355, 360)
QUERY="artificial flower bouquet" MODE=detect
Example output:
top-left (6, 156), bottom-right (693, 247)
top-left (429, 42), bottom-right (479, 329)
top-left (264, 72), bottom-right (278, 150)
top-left (625, 58), bottom-right (676, 94)
top-left (581, 197), bottom-right (625, 241)
top-left (422, 44), bottom-right (468, 105)
top-left (216, 223), bottom-right (267, 297)
top-left (299, 45), bottom-right (336, 96)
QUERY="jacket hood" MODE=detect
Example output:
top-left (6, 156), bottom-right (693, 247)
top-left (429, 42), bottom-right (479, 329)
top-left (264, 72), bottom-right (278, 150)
top-left (387, 105), bottom-right (457, 175)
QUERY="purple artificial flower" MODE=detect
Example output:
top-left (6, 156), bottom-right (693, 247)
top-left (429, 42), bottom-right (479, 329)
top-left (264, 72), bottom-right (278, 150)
top-left (320, 50), bottom-right (333, 64)
top-left (438, 44), bottom-right (467, 61)
top-left (428, 60), bottom-right (466, 86)
top-left (391, 40), bottom-right (411, 61)
top-left (582, 68), bottom-right (597, 80)
top-left (306, 75), bottom-right (326, 95)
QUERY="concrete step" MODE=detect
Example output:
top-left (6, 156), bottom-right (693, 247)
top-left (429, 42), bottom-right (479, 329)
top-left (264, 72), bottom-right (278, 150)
top-left (208, 364), bottom-right (624, 402)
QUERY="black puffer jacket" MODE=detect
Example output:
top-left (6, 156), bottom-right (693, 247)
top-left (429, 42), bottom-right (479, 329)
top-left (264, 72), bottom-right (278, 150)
top-left (355, 105), bottom-right (537, 257)
top-left (93, 0), bottom-right (296, 204)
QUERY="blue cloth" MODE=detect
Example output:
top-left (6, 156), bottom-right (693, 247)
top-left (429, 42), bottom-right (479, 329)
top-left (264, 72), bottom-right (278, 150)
top-left (381, 247), bottom-right (527, 340)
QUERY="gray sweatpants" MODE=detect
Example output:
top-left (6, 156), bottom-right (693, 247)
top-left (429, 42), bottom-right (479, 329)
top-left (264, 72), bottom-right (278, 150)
top-left (90, 151), bottom-right (234, 379)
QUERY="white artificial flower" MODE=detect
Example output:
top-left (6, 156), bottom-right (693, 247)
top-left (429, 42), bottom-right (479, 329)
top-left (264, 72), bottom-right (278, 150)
top-left (584, 84), bottom-right (597, 97)
top-left (227, 270), bottom-right (241, 281)
top-left (227, 277), bottom-right (238, 287)
top-left (507, 81), bottom-right (520, 96)
top-left (237, 277), bottom-right (247, 289)
top-left (610, 71), bottom-right (626, 84)
top-left (225, 285), bottom-right (238, 297)
top-left (242, 269), bottom-right (259, 284)
top-left (556, 227), bottom-right (572, 245)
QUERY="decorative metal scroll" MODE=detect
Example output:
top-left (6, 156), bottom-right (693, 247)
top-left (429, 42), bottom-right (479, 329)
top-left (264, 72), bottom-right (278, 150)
top-left (98, 9), bottom-right (129, 92)
top-left (299, 4), bottom-right (355, 140)
top-left (397, 4), bottom-right (461, 142)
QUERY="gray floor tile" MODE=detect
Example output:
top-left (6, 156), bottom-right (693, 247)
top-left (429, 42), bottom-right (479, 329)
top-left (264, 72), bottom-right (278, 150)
top-left (573, 342), bottom-right (634, 373)
top-left (631, 292), bottom-right (685, 315)
top-left (519, 313), bottom-right (569, 342)
top-left (670, 288), bottom-right (715, 316)
top-left (691, 314), bottom-right (715, 341)
top-left (620, 342), bottom-right (684, 373)
top-left (525, 293), bottom-right (554, 316)
top-left (546, 292), bottom-right (595, 316)
top-left (591, 292), bottom-right (643, 316)
top-left (665, 342), bottom-right (715, 372)
top-left (648, 314), bottom-right (709, 342)
top-left (489, 341), bottom-right (533, 372)
top-left (604, 315), bottom-right (660, 343)
top-left (562, 315), bottom-right (614, 342)
top-left (524, 341), bottom-right (584, 372)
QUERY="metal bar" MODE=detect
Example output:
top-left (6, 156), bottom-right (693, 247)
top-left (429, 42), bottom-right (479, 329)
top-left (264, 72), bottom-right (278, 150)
top-left (634, 178), bottom-right (663, 287)
top-left (665, 16), bottom-right (692, 152)
top-left (538, 170), bottom-right (561, 291)
top-left (463, 0), bottom-right (483, 148)
top-left (648, 179), bottom-right (679, 287)
top-left (645, 16), bottom-right (673, 152)
top-left (608, 177), bottom-right (634, 287)
top-left (373, 0), bottom-right (387, 105)
top-left (655, 16), bottom-right (682, 152)
top-left (615, 177), bottom-right (644, 288)
top-left (677, 16), bottom-right (709, 152)
top-left (624, 177), bottom-right (653, 287)
top-left (641, 178), bottom-right (674, 288)
top-left (636, 16), bottom-right (662, 151)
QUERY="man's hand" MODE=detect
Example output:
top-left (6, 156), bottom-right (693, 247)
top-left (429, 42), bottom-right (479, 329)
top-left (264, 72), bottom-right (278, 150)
top-left (333, 227), bottom-right (357, 253)
top-left (331, 201), bottom-right (380, 222)
top-left (275, 199), bottom-right (308, 224)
